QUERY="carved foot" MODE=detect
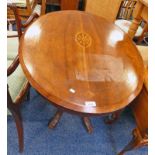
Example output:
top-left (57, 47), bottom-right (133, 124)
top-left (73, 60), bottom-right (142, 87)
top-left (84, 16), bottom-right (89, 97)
top-left (117, 128), bottom-right (148, 155)
top-left (104, 111), bottom-right (121, 124)
top-left (83, 117), bottom-right (93, 134)
top-left (48, 110), bottom-right (63, 129)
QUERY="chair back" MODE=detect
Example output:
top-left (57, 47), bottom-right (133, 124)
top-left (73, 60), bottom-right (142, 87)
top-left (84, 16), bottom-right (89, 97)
top-left (7, 0), bottom-right (46, 19)
top-left (84, 0), bottom-right (122, 22)
top-left (117, 0), bottom-right (137, 20)
top-left (7, 4), bottom-right (23, 39)
top-left (128, 0), bottom-right (148, 38)
top-left (60, 0), bottom-right (80, 10)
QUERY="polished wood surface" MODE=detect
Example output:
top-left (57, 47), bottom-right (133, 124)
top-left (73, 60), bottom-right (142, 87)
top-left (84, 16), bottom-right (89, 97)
top-left (19, 11), bottom-right (144, 115)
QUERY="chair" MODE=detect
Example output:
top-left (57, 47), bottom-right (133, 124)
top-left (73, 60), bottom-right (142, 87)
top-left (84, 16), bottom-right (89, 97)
top-left (46, 0), bottom-right (59, 5)
top-left (115, 0), bottom-right (147, 40)
top-left (7, 2), bottom-right (39, 59)
top-left (84, 0), bottom-right (122, 22)
top-left (84, 0), bottom-right (146, 40)
top-left (117, 0), bottom-right (137, 19)
top-left (7, 4), bottom-right (39, 152)
top-left (137, 45), bottom-right (148, 67)
top-left (118, 65), bottom-right (148, 155)
top-left (118, 3), bottom-right (148, 152)
top-left (127, 0), bottom-right (148, 38)
top-left (7, 0), bottom-right (46, 20)
top-left (118, 40), bottom-right (148, 154)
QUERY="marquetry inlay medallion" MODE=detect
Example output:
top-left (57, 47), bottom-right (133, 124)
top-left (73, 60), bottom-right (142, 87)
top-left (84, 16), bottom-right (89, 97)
top-left (75, 32), bottom-right (92, 48)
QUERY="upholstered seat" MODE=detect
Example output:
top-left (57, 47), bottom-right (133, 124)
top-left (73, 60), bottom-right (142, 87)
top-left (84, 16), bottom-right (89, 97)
top-left (7, 60), bottom-right (28, 103)
top-left (7, 31), bottom-right (19, 60)
top-left (7, 30), bottom-right (27, 103)
top-left (115, 19), bottom-right (143, 37)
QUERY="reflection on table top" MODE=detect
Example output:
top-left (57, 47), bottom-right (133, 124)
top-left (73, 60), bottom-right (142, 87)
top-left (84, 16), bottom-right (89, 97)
top-left (19, 11), bottom-right (144, 115)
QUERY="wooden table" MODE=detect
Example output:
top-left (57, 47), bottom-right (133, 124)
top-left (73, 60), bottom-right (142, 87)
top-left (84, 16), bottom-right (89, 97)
top-left (19, 11), bottom-right (144, 133)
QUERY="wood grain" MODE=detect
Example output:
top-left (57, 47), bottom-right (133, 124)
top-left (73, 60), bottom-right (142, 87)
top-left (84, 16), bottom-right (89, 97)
top-left (19, 11), bottom-right (144, 115)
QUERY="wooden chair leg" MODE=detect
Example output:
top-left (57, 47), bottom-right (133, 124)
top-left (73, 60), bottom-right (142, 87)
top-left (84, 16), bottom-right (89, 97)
top-left (8, 106), bottom-right (24, 152)
top-left (8, 87), bottom-right (24, 152)
top-left (118, 128), bottom-right (148, 155)
top-left (48, 110), bottom-right (63, 129)
top-left (12, 108), bottom-right (24, 152)
top-left (82, 117), bottom-right (93, 134)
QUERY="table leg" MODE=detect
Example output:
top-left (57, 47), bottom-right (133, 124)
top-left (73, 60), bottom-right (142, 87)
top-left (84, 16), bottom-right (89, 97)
top-left (104, 110), bottom-right (121, 124)
top-left (48, 110), bottom-right (63, 129)
top-left (82, 117), bottom-right (93, 134)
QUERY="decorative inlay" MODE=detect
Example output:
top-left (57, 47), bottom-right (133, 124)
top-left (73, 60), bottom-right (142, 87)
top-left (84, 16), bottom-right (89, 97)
top-left (75, 32), bottom-right (92, 48)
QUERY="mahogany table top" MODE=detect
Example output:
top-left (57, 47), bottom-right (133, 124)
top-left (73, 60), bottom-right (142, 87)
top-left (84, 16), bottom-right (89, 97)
top-left (19, 11), bottom-right (144, 115)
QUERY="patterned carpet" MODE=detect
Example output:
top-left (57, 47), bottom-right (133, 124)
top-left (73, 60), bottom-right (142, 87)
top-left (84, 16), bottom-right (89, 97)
top-left (7, 87), bottom-right (148, 155)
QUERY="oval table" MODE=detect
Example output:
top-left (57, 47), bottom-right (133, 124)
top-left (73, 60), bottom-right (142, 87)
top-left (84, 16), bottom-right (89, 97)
top-left (19, 11), bottom-right (144, 133)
